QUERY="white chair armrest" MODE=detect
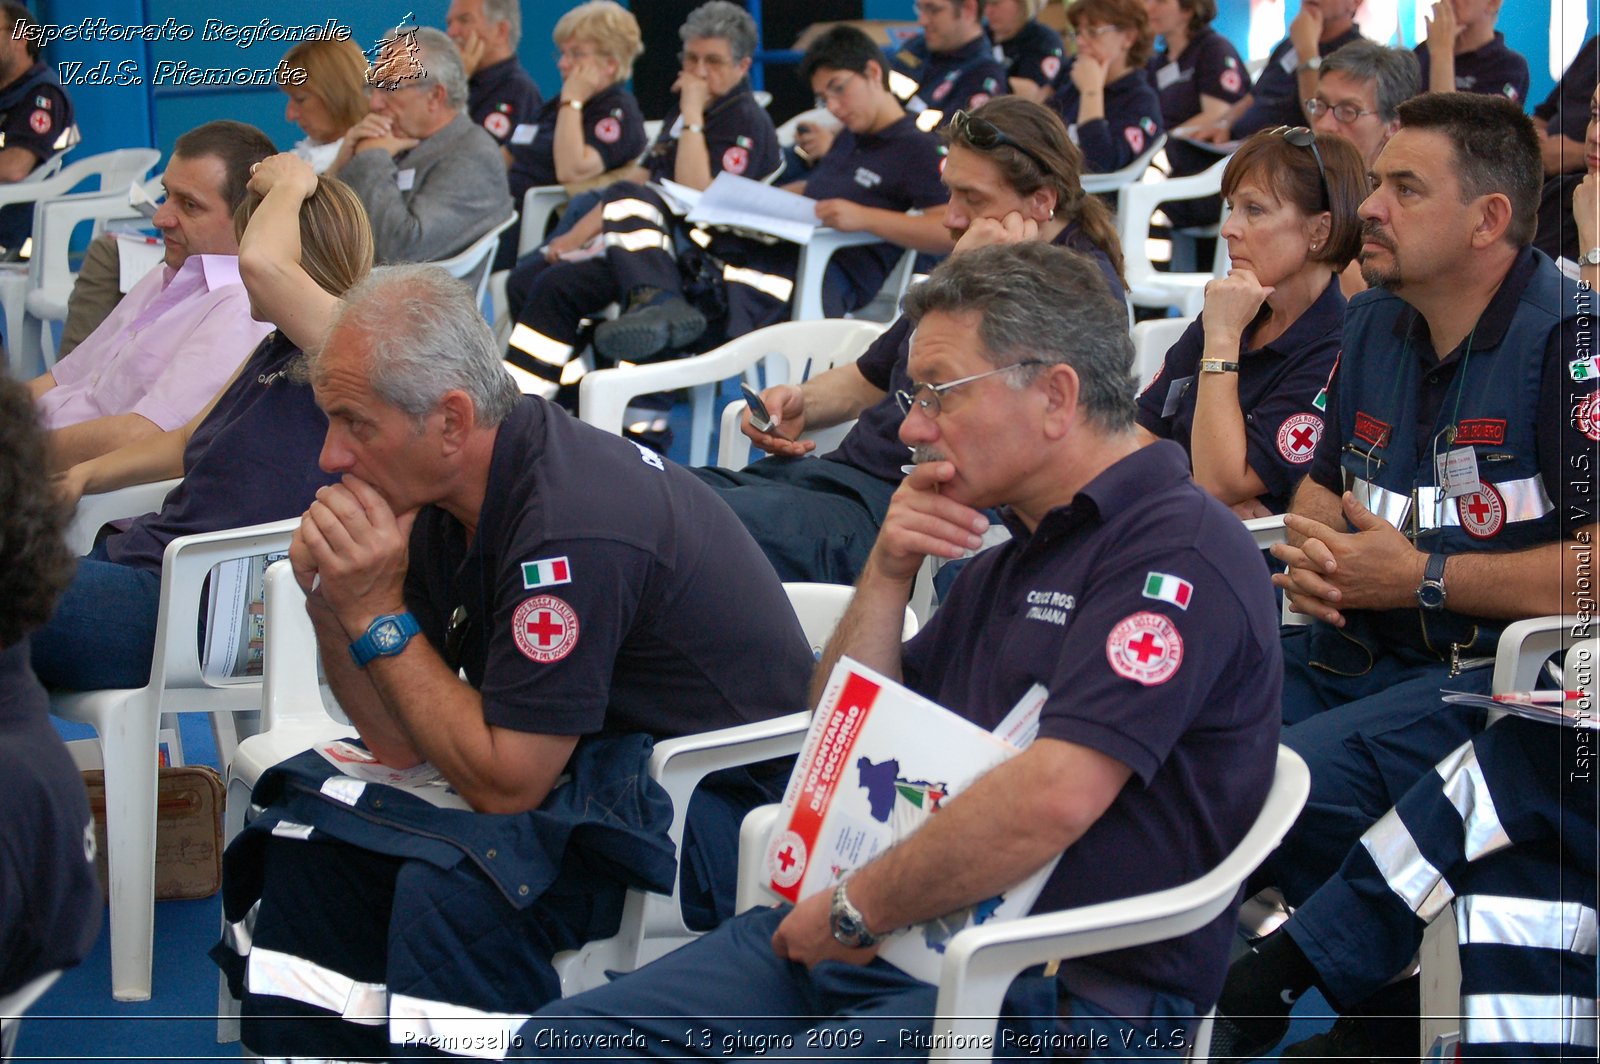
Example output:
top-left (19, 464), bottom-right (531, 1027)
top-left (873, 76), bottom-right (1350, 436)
top-left (519, 185), bottom-right (570, 257)
top-left (718, 400), bottom-right (752, 468)
top-left (65, 479), bottom-right (181, 556)
top-left (578, 338), bottom-right (782, 437)
top-left (792, 228), bottom-right (886, 322)
top-left (1242, 514), bottom-right (1286, 551)
top-left (151, 518), bottom-right (301, 695)
top-left (1491, 615), bottom-right (1579, 695)
top-left (735, 803), bottom-right (785, 913)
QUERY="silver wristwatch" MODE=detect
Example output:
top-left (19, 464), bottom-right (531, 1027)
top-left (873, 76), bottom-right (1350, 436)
top-left (828, 881), bottom-right (881, 948)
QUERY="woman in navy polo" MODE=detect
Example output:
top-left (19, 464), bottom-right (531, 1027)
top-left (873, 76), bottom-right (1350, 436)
top-left (1049, 0), bottom-right (1165, 173)
top-left (983, 0), bottom-right (1067, 102)
top-left (1136, 128), bottom-right (1365, 517)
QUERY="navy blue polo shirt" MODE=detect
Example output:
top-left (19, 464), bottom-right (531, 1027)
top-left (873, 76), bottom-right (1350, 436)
top-left (1308, 248), bottom-right (1592, 540)
top-left (104, 333), bottom-right (337, 573)
top-left (0, 638), bottom-right (101, 997)
top-left (1148, 27), bottom-right (1250, 177)
top-left (1137, 275), bottom-right (1344, 513)
top-left (886, 34), bottom-right (1010, 125)
top-left (467, 56), bottom-right (543, 149)
top-left (830, 223), bottom-right (1126, 484)
top-left (992, 19), bottom-right (1066, 91)
top-left (1049, 66), bottom-right (1164, 173)
top-left (507, 85), bottom-right (647, 200)
top-left (1232, 24), bottom-right (1364, 137)
top-left (402, 397), bottom-right (812, 740)
top-left (1414, 33), bottom-right (1529, 103)
top-left (1534, 34), bottom-right (1599, 144)
top-left (0, 63), bottom-right (74, 249)
top-left (900, 441), bottom-right (1280, 1013)
top-left (798, 115), bottom-right (949, 308)
top-left (642, 81), bottom-right (780, 184)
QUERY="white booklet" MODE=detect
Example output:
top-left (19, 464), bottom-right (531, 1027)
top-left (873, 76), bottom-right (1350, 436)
top-left (201, 552), bottom-right (287, 683)
top-left (763, 658), bottom-right (1053, 983)
top-left (684, 171), bottom-right (821, 245)
top-left (314, 740), bottom-right (473, 811)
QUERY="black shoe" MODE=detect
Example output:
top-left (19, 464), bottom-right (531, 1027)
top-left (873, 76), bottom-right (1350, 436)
top-left (593, 291), bottom-right (706, 362)
top-left (1208, 1011), bottom-right (1290, 1061)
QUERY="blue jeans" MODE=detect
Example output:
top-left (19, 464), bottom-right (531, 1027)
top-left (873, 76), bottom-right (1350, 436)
top-left (30, 545), bottom-right (161, 690)
top-left (522, 906), bottom-right (1199, 1060)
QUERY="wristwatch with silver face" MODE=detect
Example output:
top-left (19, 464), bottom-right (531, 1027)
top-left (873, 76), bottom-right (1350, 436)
top-left (829, 881), bottom-right (881, 948)
top-left (1579, 247), bottom-right (1600, 267)
top-left (1415, 553), bottom-right (1447, 611)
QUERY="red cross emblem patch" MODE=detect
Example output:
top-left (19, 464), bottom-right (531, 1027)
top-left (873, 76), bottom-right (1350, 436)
top-left (512, 595), bottom-right (580, 663)
top-left (1106, 611), bottom-right (1184, 686)
top-left (1124, 125), bottom-right (1145, 154)
top-left (1041, 55), bottom-right (1061, 81)
top-left (1457, 483), bottom-right (1504, 539)
top-left (721, 145), bottom-right (748, 175)
top-left (1277, 413), bottom-right (1322, 464)
top-left (28, 109), bottom-right (50, 135)
top-left (768, 830), bottom-right (807, 889)
top-left (1220, 68), bottom-right (1242, 94)
top-left (484, 111), bottom-right (511, 139)
top-left (1576, 388), bottom-right (1600, 442)
top-left (594, 116), bottom-right (621, 144)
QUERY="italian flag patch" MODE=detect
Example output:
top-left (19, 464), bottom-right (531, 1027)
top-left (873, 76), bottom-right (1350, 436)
top-left (521, 556), bottom-right (572, 589)
top-left (1142, 572), bottom-right (1193, 610)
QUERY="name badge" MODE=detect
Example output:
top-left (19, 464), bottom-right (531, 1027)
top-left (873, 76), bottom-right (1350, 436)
top-left (1156, 61), bottom-right (1181, 90)
top-left (1435, 445), bottom-right (1480, 500)
top-left (396, 168), bottom-right (416, 191)
top-left (1280, 49), bottom-right (1299, 73)
top-left (1161, 375), bottom-right (1194, 418)
top-left (510, 123), bottom-right (538, 145)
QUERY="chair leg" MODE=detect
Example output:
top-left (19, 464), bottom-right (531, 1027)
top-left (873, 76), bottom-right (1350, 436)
top-left (216, 772), bottom-right (252, 1044)
top-left (99, 698), bottom-right (160, 1001)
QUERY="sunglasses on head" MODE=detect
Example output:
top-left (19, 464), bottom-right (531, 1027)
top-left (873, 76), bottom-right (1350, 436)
top-left (949, 109), bottom-right (1053, 175)
top-left (1266, 125), bottom-right (1329, 212)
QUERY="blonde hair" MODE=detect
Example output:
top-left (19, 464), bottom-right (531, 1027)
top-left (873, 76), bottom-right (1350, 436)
top-left (554, 1), bottom-right (644, 81)
top-left (278, 39), bottom-right (370, 134)
top-left (235, 174), bottom-right (375, 298)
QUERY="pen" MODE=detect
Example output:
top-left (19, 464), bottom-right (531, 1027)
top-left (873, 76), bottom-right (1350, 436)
top-left (799, 357), bottom-right (812, 384)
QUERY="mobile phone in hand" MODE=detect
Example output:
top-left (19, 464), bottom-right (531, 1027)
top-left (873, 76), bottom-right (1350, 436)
top-left (741, 383), bottom-right (776, 433)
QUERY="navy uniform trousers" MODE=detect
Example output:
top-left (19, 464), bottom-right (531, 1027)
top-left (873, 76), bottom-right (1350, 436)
top-left (1285, 715), bottom-right (1598, 1058)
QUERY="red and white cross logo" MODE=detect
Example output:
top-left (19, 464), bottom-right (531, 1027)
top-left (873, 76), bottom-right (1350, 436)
top-left (1457, 484), bottom-right (1504, 539)
top-left (512, 595), bottom-right (580, 662)
top-left (1277, 413), bottom-right (1322, 465)
top-left (1106, 611), bottom-right (1185, 686)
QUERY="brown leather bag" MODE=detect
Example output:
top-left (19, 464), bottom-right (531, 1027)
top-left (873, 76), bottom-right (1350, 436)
top-left (82, 765), bottom-right (224, 901)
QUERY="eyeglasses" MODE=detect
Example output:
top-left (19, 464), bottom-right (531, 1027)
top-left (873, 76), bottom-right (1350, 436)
top-left (894, 360), bottom-right (1044, 417)
top-left (1304, 97), bottom-right (1375, 125)
top-left (679, 50), bottom-right (734, 70)
top-left (555, 47), bottom-right (597, 64)
top-left (948, 109), bottom-right (1054, 175)
top-left (814, 72), bottom-right (860, 105)
top-left (1077, 24), bottom-right (1124, 39)
top-left (1267, 125), bottom-right (1328, 212)
top-left (915, 1), bottom-right (954, 16)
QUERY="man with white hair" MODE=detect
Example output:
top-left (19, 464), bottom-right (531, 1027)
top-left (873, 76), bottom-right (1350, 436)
top-left (445, 0), bottom-right (542, 166)
top-left (333, 26), bottom-right (512, 263)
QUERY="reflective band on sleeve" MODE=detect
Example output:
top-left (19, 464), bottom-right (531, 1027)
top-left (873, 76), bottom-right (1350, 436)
top-left (508, 323), bottom-right (575, 367)
top-left (222, 901), bottom-right (259, 957)
top-left (915, 109), bottom-right (944, 132)
top-left (1461, 993), bottom-right (1598, 1047)
top-left (1435, 740), bottom-right (1511, 861)
top-left (688, 227), bottom-right (712, 248)
top-left (1350, 477), bottom-right (1413, 529)
top-left (1458, 894), bottom-right (1600, 954)
top-left (504, 360), bottom-right (559, 398)
top-left (389, 994), bottom-right (532, 1060)
top-left (247, 946), bottom-right (388, 1025)
top-left (1360, 807), bottom-right (1456, 921)
top-left (888, 70), bottom-right (920, 101)
top-left (600, 197), bottom-right (667, 228)
top-left (723, 264), bottom-right (794, 303)
top-left (321, 778), bottom-right (366, 806)
top-left (270, 820), bottom-right (314, 840)
top-left (602, 228), bottom-right (674, 254)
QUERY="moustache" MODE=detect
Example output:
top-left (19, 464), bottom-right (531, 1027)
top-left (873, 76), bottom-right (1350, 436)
top-left (1360, 220), bottom-right (1394, 251)
top-left (909, 445), bottom-right (946, 465)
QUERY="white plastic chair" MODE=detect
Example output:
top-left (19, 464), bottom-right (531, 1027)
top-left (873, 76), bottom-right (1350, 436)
top-left (217, 569), bottom-right (917, 1032)
top-left (0, 148), bottom-right (162, 374)
top-left (1117, 155), bottom-right (1232, 316)
top-left (51, 517), bottom-right (298, 1001)
top-left (63, 479), bottom-right (181, 556)
top-left (22, 191), bottom-right (145, 370)
top-left (578, 318), bottom-right (887, 468)
top-left (1080, 132), bottom-right (1167, 196)
top-left (791, 228), bottom-right (920, 323)
top-left (1130, 315), bottom-right (1195, 390)
top-left (517, 184), bottom-right (572, 257)
top-left (0, 969), bottom-right (61, 1060)
top-left (433, 213), bottom-right (517, 316)
top-left (736, 745), bottom-right (1311, 1063)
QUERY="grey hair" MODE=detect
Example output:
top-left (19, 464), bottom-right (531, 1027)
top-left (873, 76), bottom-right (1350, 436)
top-left (680, 1), bottom-right (758, 63)
top-left (413, 27), bottom-right (470, 112)
top-left (319, 264), bottom-right (520, 427)
top-left (1321, 40), bottom-right (1420, 123)
top-left (481, 0), bottom-right (521, 50)
top-left (902, 243), bottom-right (1135, 432)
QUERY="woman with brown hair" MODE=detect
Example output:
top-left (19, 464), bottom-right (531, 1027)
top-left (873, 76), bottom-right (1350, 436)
top-left (1049, 0), bottom-right (1165, 172)
top-left (1136, 127), bottom-right (1365, 517)
top-left (277, 38), bottom-right (371, 173)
